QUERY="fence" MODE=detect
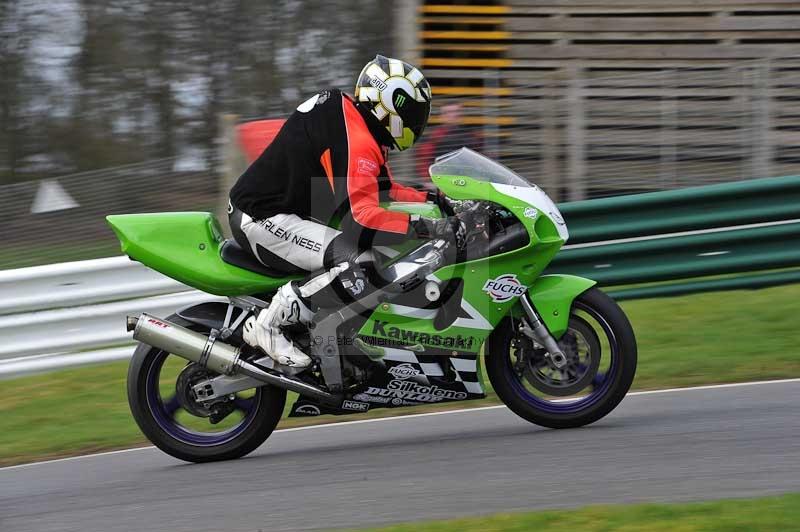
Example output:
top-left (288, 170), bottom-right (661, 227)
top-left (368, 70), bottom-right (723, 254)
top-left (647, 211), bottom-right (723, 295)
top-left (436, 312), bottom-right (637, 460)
top-left (2, 173), bottom-right (799, 379)
top-left (0, 159), bottom-right (216, 269)
top-left (410, 55), bottom-right (800, 202)
top-left (3, 56), bottom-right (799, 270)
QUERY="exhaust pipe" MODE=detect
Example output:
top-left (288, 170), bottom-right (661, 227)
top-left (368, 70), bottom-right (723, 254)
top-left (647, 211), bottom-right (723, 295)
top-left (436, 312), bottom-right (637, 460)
top-left (128, 314), bottom-right (336, 403)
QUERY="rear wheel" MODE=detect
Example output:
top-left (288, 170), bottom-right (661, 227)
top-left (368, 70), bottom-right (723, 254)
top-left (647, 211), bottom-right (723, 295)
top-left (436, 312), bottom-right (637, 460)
top-left (127, 315), bottom-right (286, 463)
top-left (486, 288), bottom-right (636, 429)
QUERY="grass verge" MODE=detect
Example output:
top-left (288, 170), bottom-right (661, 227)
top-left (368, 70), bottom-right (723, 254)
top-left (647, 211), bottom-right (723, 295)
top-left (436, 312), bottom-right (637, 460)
top-left (348, 493), bottom-right (800, 532)
top-left (1, 284), bottom-right (799, 466)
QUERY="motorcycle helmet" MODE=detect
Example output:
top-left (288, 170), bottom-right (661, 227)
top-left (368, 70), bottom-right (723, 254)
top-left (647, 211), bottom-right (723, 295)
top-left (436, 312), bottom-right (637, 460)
top-left (355, 55), bottom-right (432, 151)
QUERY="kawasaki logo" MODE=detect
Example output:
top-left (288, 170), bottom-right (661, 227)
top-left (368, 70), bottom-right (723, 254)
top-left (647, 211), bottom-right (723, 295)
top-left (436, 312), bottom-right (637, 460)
top-left (388, 363), bottom-right (420, 380)
top-left (371, 320), bottom-right (476, 349)
top-left (483, 274), bottom-right (527, 303)
top-left (394, 93), bottom-right (407, 108)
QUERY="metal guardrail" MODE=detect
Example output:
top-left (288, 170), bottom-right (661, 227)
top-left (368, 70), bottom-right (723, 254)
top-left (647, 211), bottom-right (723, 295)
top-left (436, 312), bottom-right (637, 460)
top-left (0, 259), bottom-right (224, 379)
top-left (560, 174), bottom-right (800, 244)
top-left (2, 175), bottom-right (799, 379)
top-left (0, 256), bottom-right (188, 315)
top-left (552, 174), bottom-right (800, 300)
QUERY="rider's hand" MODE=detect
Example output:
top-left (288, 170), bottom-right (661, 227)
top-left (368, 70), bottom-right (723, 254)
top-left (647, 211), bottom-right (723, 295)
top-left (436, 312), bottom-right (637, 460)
top-left (426, 190), bottom-right (449, 212)
top-left (409, 215), bottom-right (466, 247)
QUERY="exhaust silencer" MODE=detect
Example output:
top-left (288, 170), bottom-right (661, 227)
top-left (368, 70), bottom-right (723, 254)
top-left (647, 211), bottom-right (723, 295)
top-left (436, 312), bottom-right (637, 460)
top-left (130, 313), bottom-right (239, 375)
top-left (128, 313), bottom-right (336, 403)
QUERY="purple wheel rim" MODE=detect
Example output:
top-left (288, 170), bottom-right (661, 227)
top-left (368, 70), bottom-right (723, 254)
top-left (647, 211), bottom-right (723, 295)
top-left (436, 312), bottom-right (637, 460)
top-left (144, 350), bottom-right (261, 446)
top-left (504, 301), bottom-right (619, 414)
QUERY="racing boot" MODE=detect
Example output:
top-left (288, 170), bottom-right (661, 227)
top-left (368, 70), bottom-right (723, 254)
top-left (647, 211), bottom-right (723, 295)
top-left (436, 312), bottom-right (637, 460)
top-left (244, 263), bottom-right (367, 367)
top-left (243, 282), bottom-right (315, 367)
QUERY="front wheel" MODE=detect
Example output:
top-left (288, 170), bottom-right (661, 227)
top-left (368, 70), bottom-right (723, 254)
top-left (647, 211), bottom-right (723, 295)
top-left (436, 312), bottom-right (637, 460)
top-left (486, 288), bottom-right (637, 429)
top-left (127, 315), bottom-right (286, 463)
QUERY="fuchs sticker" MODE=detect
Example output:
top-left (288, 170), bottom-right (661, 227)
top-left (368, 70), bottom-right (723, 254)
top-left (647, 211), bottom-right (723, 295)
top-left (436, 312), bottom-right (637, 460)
top-left (523, 207), bottom-right (538, 219)
top-left (295, 404), bottom-right (321, 416)
top-left (388, 363), bottom-right (420, 380)
top-left (483, 274), bottom-right (527, 303)
top-left (341, 400), bottom-right (369, 412)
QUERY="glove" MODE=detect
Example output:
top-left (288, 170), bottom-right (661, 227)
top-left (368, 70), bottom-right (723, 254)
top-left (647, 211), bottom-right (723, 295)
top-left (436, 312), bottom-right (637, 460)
top-left (426, 190), bottom-right (449, 212)
top-left (409, 215), bottom-right (468, 248)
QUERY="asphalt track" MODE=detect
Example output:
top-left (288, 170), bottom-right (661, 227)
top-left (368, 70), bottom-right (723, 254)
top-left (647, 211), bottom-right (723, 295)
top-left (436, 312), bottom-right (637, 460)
top-left (1, 380), bottom-right (799, 532)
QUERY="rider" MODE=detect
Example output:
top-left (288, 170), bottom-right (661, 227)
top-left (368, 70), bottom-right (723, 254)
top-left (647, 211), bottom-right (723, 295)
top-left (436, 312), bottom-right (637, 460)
top-left (228, 55), bottom-right (467, 368)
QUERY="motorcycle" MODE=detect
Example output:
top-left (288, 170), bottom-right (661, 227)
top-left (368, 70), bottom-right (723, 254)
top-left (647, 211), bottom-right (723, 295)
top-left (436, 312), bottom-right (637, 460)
top-left (108, 148), bottom-right (637, 463)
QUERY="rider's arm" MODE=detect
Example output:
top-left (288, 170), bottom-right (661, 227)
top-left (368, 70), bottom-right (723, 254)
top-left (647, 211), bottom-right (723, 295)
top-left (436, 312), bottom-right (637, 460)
top-left (345, 147), bottom-right (411, 234)
top-left (385, 162), bottom-right (428, 203)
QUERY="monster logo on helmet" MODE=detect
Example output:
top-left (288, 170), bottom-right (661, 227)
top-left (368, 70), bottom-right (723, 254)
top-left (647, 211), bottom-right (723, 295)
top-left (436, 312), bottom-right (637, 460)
top-left (355, 55), bottom-right (432, 151)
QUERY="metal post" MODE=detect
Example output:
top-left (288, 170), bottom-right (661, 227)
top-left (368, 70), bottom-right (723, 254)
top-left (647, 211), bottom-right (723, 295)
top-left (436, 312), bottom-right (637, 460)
top-left (484, 70), bottom-right (500, 159)
top-left (659, 70), bottom-right (678, 189)
top-left (566, 64), bottom-right (586, 201)
top-left (394, 0), bottom-right (421, 64)
top-left (540, 75), bottom-right (560, 196)
top-left (752, 58), bottom-right (773, 179)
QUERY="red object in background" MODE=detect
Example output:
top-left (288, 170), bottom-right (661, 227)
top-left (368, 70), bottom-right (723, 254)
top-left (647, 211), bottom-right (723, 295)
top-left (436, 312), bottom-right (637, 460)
top-left (236, 119), bottom-right (286, 164)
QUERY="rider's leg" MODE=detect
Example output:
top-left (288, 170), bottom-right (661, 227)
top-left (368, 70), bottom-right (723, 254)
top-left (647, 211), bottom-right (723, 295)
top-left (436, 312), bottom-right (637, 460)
top-left (241, 260), bottom-right (365, 367)
top-left (229, 203), bottom-right (350, 367)
top-left (228, 203), bottom-right (336, 274)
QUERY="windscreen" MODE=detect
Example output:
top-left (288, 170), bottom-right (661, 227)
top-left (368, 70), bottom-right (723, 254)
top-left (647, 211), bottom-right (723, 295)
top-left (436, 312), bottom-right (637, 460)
top-left (428, 147), bottom-right (531, 188)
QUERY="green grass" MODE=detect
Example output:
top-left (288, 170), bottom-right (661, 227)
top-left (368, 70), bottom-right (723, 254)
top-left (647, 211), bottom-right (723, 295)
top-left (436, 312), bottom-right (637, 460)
top-left (349, 493), bottom-right (800, 532)
top-left (1, 283), bottom-right (799, 466)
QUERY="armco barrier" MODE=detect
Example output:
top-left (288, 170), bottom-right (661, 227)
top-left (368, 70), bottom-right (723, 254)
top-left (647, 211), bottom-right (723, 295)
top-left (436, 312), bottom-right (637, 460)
top-left (561, 175), bottom-right (800, 244)
top-left (2, 175), bottom-right (800, 378)
top-left (553, 220), bottom-right (800, 285)
top-left (0, 291), bottom-right (225, 360)
top-left (0, 256), bottom-right (188, 315)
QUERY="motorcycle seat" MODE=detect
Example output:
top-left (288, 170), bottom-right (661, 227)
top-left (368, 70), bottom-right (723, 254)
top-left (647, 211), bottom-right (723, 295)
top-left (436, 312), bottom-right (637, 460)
top-left (219, 239), bottom-right (294, 278)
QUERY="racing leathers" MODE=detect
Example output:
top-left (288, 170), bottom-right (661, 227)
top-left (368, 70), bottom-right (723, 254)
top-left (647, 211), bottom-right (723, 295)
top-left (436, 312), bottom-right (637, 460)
top-left (229, 89), bottom-right (454, 367)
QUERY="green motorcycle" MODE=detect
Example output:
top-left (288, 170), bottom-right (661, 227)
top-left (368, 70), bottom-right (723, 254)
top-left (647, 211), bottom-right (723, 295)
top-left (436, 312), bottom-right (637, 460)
top-left (108, 148), bottom-right (637, 463)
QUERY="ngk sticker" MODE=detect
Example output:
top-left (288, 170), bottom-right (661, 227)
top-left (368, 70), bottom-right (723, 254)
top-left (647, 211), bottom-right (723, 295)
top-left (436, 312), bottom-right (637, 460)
top-left (483, 274), bottom-right (527, 303)
top-left (341, 400), bottom-right (370, 412)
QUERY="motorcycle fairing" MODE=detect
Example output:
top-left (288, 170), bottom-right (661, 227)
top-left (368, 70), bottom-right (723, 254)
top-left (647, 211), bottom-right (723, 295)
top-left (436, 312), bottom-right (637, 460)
top-left (107, 212), bottom-right (294, 295)
top-left (523, 275), bottom-right (597, 338)
top-left (289, 348), bottom-right (485, 417)
top-left (106, 203), bottom-right (438, 297)
top-left (355, 173), bottom-right (569, 353)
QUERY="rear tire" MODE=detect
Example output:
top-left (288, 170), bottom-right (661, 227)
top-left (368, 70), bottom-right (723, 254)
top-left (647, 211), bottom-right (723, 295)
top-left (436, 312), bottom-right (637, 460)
top-left (486, 288), bottom-right (636, 429)
top-left (127, 314), bottom-right (286, 463)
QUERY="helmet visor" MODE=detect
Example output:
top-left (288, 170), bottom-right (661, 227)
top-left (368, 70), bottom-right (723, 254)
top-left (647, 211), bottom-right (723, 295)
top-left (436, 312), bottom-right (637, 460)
top-left (393, 87), bottom-right (431, 146)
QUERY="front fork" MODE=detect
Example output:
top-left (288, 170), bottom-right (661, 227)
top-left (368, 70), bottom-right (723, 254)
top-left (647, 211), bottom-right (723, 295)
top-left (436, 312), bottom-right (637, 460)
top-left (518, 296), bottom-right (568, 369)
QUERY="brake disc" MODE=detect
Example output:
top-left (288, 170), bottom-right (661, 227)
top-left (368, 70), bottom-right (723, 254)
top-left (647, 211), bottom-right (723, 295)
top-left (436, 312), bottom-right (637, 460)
top-left (522, 317), bottom-right (601, 397)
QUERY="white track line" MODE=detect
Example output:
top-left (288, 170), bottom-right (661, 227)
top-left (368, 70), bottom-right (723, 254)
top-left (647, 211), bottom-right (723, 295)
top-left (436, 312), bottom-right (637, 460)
top-left (2, 377), bottom-right (798, 472)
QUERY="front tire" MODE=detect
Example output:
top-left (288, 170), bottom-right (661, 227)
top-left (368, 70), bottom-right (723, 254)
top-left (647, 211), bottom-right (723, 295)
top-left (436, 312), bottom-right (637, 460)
top-left (486, 288), bottom-right (637, 429)
top-left (127, 315), bottom-right (286, 463)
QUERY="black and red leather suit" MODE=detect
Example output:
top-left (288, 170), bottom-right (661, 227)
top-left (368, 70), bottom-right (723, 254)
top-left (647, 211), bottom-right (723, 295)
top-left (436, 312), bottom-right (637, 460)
top-left (228, 89), bottom-right (429, 304)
